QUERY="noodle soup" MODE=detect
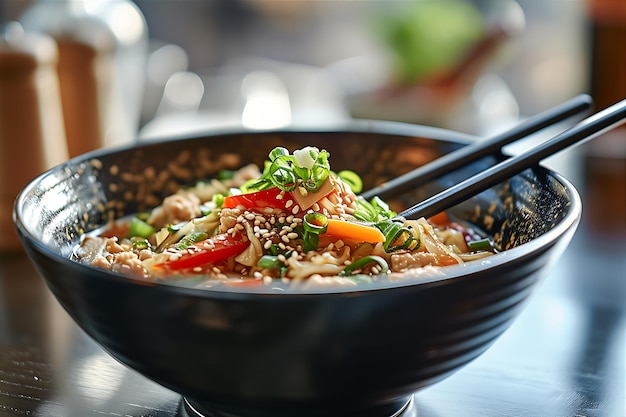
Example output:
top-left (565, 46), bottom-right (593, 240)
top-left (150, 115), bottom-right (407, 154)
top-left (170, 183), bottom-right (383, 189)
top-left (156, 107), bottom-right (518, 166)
top-left (73, 146), bottom-right (494, 289)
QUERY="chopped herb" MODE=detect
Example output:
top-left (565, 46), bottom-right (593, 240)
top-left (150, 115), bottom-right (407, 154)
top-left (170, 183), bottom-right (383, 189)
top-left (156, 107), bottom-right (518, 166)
top-left (129, 217), bottom-right (155, 239)
top-left (175, 231), bottom-right (209, 250)
top-left (302, 212), bottom-right (328, 252)
top-left (340, 256), bottom-right (389, 276)
top-left (337, 170), bottom-right (363, 194)
top-left (467, 238), bottom-right (494, 252)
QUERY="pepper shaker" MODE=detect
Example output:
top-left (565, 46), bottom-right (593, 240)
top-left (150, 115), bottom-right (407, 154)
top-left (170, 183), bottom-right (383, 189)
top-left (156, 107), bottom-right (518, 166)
top-left (0, 23), bottom-right (69, 251)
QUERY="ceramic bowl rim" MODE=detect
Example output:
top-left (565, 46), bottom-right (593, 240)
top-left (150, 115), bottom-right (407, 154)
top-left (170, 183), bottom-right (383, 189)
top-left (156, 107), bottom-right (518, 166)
top-left (13, 120), bottom-right (583, 297)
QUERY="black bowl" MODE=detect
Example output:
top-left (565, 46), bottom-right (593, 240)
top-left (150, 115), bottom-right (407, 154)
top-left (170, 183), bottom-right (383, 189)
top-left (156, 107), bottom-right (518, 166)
top-left (13, 121), bottom-right (581, 417)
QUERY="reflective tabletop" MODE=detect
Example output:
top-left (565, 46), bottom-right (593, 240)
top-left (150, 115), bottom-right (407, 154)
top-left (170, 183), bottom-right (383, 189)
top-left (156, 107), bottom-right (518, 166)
top-left (1, 211), bottom-right (624, 417)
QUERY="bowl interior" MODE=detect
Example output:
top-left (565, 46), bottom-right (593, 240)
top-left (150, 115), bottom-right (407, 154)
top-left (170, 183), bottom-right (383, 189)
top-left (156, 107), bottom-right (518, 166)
top-left (15, 124), bottom-right (577, 285)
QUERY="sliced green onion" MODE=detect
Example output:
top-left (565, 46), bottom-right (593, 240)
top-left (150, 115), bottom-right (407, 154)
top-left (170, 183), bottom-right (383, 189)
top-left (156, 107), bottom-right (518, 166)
top-left (175, 231), bottom-right (209, 250)
top-left (131, 237), bottom-right (150, 250)
top-left (252, 147), bottom-right (332, 194)
top-left (337, 170), bottom-right (363, 194)
top-left (370, 196), bottom-right (394, 218)
top-left (376, 220), bottom-right (419, 252)
top-left (212, 193), bottom-right (225, 208)
top-left (302, 212), bottom-right (328, 252)
top-left (269, 147), bottom-right (289, 161)
top-left (354, 196), bottom-right (396, 223)
top-left (129, 217), bottom-right (156, 239)
top-left (268, 156), bottom-right (298, 191)
top-left (308, 150), bottom-right (330, 192)
top-left (167, 222), bottom-right (187, 233)
top-left (467, 238), bottom-right (494, 252)
top-left (258, 255), bottom-right (284, 270)
top-left (340, 256), bottom-right (389, 276)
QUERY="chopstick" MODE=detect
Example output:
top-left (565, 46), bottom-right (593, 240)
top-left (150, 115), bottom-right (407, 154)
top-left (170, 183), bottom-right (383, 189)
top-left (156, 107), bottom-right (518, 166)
top-left (398, 98), bottom-right (626, 220)
top-left (360, 94), bottom-right (593, 201)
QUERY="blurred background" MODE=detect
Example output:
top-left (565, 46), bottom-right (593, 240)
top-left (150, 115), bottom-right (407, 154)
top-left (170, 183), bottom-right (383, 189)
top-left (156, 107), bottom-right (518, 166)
top-left (1, 0), bottom-right (624, 244)
top-left (0, 2), bottom-right (624, 415)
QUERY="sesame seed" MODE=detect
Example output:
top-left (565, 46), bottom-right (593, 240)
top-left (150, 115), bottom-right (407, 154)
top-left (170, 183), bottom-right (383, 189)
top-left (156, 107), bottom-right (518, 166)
top-left (264, 207), bottom-right (274, 214)
top-left (285, 199), bottom-right (293, 208)
top-left (281, 235), bottom-right (290, 243)
top-left (245, 213), bottom-right (256, 220)
top-left (286, 215), bottom-right (294, 223)
top-left (254, 271), bottom-right (263, 278)
top-left (292, 205), bottom-right (300, 214)
top-left (278, 243), bottom-right (286, 250)
top-left (277, 254), bottom-right (286, 262)
top-left (264, 240), bottom-right (273, 249)
top-left (287, 232), bottom-right (298, 240)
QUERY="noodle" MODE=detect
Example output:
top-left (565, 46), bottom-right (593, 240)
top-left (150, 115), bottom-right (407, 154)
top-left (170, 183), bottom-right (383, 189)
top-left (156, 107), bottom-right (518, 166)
top-left (73, 146), bottom-right (495, 288)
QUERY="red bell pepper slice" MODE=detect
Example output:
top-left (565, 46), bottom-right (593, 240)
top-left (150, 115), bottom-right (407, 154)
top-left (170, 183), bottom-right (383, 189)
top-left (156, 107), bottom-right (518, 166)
top-left (222, 187), bottom-right (293, 211)
top-left (155, 233), bottom-right (250, 271)
top-left (222, 179), bottom-right (335, 213)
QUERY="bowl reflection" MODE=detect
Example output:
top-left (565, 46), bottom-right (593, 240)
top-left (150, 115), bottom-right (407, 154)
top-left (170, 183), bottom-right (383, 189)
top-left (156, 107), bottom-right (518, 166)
top-left (13, 121), bottom-right (581, 417)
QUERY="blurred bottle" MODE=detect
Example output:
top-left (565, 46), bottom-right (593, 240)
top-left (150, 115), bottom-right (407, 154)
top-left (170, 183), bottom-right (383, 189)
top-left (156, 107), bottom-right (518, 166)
top-left (0, 23), bottom-right (69, 251)
top-left (20, 0), bottom-right (148, 157)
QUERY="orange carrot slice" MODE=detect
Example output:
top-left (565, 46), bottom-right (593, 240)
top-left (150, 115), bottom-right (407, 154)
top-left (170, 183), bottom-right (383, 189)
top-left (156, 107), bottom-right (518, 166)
top-left (324, 218), bottom-right (385, 243)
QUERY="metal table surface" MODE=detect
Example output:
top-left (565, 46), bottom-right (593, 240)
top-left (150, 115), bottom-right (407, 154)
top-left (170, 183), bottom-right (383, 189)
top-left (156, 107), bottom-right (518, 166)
top-left (1, 215), bottom-right (624, 417)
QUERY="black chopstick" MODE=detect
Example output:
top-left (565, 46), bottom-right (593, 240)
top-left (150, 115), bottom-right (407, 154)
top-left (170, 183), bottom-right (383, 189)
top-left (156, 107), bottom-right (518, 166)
top-left (361, 94), bottom-right (593, 201)
top-left (398, 98), bottom-right (626, 220)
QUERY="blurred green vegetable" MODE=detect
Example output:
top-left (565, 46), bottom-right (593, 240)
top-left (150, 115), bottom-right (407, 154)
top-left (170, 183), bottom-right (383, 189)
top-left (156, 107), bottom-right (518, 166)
top-left (373, 0), bottom-right (485, 85)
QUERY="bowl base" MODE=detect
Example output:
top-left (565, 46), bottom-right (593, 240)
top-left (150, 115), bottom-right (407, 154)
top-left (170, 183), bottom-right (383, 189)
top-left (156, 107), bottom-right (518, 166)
top-left (182, 395), bottom-right (414, 417)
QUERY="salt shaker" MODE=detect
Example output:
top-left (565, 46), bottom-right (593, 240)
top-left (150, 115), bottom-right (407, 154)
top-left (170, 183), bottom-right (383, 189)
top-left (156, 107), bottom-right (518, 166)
top-left (20, 0), bottom-right (149, 157)
top-left (0, 23), bottom-right (69, 251)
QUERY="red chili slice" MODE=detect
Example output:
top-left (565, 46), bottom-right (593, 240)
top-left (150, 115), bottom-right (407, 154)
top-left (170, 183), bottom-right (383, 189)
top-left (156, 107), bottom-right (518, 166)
top-left (155, 233), bottom-right (250, 271)
top-left (222, 187), bottom-right (293, 211)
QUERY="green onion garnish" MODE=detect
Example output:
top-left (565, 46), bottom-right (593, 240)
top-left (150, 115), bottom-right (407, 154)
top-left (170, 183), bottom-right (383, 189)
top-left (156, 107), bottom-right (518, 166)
top-left (337, 170), bottom-right (363, 194)
top-left (354, 196), bottom-right (396, 223)
top-left (376, 219), bottom-right (419, 252)
top-left (340, 256), bottom-right (389, 276)
top-left (131, 237), bottom-right (150, 250)
top-left (467, 238), bottom-right (493, 252)
top-left (302, 212), bottom-right (328, 252)
top-left (258, 255), bottom-right (284, 270)
top-left (129, 217), bottom-right (156, 239)
top-left (175, 231), bottom-right (208, 250)
top-left (167, 222), bottom-right (187, 233)
top-left (247, 147), bottom-right (332, 194)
